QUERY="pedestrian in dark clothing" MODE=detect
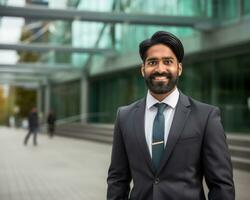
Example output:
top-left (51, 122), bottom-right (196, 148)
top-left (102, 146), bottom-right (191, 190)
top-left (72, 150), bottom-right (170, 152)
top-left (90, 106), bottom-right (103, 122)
top-left (24, 107), bottom-right (39, 146)
top-left (47, 111), bottom-right (56, 138)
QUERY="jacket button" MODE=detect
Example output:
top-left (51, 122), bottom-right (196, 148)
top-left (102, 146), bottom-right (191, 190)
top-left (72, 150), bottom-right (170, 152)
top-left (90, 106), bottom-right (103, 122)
top-left (154, 178), bottom-right (160, 184)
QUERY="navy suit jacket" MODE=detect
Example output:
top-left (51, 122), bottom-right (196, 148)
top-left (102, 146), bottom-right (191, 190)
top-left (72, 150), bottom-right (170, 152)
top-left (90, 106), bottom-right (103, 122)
top-left (107, 92), bottom-right (235, 200)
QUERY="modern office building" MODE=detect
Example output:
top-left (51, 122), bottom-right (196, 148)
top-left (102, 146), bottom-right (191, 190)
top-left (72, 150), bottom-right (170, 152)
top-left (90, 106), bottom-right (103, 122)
top-left (0, 0), bottom-right (250, 133)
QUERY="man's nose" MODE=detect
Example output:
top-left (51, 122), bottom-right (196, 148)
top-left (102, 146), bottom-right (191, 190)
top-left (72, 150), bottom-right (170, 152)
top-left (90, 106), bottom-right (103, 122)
top-left (156, 61), bottom-right (166, 72)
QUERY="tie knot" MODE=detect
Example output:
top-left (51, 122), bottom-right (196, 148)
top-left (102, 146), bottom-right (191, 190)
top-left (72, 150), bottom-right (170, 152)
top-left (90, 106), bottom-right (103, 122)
top-left (155, 103), bottom-right (167, 114)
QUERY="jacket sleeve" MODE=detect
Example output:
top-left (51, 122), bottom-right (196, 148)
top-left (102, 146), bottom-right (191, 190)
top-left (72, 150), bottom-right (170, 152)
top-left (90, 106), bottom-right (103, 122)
top-left (107, 108), bottom-right (131, 200)
top-left (202, 107), bottom-right (235, 200)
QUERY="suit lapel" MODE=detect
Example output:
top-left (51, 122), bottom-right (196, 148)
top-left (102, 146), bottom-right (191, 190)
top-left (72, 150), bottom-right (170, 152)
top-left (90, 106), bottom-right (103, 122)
top-left (157, 92), bottom-right (191, 175)
top-left (134, 98), bottom-right (155, 173)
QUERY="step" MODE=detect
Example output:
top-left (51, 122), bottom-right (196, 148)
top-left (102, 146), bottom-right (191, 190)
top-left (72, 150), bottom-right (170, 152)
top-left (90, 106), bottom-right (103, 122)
top-left (56, 127), bottom-right (113, 136)
top-left (56, 130), bottom-right (113, 144)
top-left (229, 145), bottom-right (250, 160)
top-left (60, 123), bottom-right (114, 129)
top-left (58, 124), bottom-right (113, 131)
top-left (57, 125), bottom-right (113, 134)
top-left (231, 157), bottom-right (250, 171)
top-left (227, 134), bottom-right (250, 148)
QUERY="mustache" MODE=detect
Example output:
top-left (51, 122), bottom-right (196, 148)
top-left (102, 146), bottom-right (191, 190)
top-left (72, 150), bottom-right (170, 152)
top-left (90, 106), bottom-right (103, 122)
top-left (149, 72), bottom-right (172, 79)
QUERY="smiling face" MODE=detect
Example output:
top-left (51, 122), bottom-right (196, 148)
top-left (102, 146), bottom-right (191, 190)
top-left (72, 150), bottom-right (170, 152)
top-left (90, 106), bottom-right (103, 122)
top-left (141, 44), bottom-right (182, 101)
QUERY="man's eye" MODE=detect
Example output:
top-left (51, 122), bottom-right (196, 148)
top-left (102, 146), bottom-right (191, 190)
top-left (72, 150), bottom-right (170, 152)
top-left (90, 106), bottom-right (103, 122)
top-left (147, 60), bottom-right (157, 65)
top-left (164, 60), bottom-right (172, 65)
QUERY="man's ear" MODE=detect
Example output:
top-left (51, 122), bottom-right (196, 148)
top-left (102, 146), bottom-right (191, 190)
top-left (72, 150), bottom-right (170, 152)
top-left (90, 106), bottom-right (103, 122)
top-left (178, 63), bottom-right (182, 76)
top-left (141, 64), bottom-right (145, 77)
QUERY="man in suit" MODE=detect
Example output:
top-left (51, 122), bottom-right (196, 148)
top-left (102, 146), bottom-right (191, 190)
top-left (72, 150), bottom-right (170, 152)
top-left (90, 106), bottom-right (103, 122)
top-left (107, 31), bottom-right (235, 200)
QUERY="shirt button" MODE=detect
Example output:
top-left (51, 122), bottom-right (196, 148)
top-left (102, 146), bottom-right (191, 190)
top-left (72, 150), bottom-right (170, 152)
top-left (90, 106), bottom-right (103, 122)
top-left (154, 178), bottom-right (160, 184)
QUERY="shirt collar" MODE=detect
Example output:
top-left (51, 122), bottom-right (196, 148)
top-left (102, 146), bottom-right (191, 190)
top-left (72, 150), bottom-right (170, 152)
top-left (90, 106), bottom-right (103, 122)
top-left (146, 87), bottom-right (179, 109)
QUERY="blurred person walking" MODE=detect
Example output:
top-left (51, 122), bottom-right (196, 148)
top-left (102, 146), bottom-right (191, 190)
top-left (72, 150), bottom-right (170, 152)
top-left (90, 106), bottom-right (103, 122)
top-left (24, 107), bottom-right (39, 146)
top-left (47, 110), bottom-right (56, 138)
top-left (107, 31), bottom-right (235, 200)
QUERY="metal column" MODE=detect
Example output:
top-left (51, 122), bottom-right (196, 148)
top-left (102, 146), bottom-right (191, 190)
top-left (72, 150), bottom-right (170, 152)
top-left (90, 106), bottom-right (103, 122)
top-left (80, 74), bottom-right (88, 123)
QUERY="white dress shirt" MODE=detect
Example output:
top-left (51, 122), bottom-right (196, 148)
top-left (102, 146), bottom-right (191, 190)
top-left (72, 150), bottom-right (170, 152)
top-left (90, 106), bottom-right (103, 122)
top-left (144, 87), bottom-right (179, 157)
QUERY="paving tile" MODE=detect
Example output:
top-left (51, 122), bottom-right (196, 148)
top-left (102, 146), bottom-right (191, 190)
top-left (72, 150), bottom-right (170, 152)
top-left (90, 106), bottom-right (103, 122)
top-left (0, 127), bottom-right (111, 200)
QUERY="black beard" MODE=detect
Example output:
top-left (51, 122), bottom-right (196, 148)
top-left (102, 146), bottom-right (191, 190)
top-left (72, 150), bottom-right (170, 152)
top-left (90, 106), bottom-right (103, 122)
top-left (144, 72), bottom-right (178, 94)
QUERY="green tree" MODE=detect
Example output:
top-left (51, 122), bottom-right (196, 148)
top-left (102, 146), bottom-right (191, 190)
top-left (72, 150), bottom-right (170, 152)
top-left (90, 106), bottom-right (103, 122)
top-left (15, 87), bottom-right (37, 118)
top-left (0, 86), bottom-right (7, 124)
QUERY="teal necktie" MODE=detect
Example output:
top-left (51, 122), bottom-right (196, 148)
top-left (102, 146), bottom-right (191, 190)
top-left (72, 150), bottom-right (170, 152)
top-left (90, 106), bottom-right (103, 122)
top-left (152, 103), bottom-right (167, 169)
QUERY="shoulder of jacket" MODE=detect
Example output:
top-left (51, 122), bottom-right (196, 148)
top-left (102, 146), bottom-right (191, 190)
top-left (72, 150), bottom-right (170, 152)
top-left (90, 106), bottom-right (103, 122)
top-left (187, 96), bottom-right (218, 112)
top-left (118, 98), bottom-right (144, 114)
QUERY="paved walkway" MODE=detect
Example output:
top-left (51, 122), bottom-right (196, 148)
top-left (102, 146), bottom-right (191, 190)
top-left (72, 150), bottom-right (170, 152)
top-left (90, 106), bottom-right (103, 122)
top-left (0, 127), bottom-right (249, 200)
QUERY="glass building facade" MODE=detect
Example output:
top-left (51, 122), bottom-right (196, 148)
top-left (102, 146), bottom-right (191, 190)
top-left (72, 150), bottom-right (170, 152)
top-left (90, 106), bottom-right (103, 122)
top-left (50, 80), bottom-right (80, 120)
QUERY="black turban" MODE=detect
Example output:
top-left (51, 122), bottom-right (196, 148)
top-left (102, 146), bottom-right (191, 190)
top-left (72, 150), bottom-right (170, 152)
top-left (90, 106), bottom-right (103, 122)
top-left (139, 31), bottom-right (184, 63)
